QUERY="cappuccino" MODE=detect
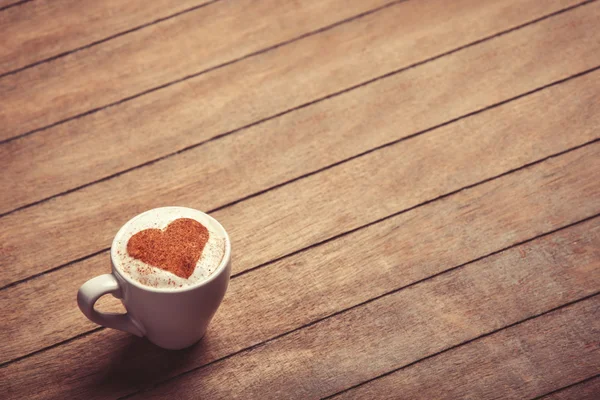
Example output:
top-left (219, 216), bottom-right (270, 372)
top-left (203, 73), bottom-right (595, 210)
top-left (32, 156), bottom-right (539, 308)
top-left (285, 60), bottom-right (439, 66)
top-left (112, 207), bottom-right (227, 289)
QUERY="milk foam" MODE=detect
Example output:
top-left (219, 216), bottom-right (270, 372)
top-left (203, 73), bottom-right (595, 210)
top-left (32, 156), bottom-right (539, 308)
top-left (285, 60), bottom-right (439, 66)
top-left (112, 207), bottom-right (227, 289)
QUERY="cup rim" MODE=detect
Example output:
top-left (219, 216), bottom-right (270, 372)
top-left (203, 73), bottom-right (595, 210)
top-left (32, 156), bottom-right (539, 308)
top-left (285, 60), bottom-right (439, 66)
top-left (110, 206), bottom-right (231, 293)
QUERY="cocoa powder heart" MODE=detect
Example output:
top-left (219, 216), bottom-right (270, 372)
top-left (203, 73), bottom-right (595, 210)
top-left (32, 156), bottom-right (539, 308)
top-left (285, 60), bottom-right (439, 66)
top-left (127, 218), bottom-right (209, 279)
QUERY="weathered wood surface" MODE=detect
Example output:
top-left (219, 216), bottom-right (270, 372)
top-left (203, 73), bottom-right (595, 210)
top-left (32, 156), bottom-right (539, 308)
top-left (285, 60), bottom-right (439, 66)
top-left (2, 2), bottom-right (599, 288)
top-left (0, 0), bottom-right (582, 213)
top-left (0, 0), bottom-right (25, 11)
top-left (1, 0), bottom-right (598, 398)
top-left (2, 144), bottom-right (599, 398)
top-left (2, 67), bottom-right (599, 364)
top-left (0, 0), bottom-right (394, 140)
top-left (539, 377), bottom-right (600, 400)
top-left (0, 0), bottom-right (212, 75)
top-left (331, 297), bottom-right (600, 400)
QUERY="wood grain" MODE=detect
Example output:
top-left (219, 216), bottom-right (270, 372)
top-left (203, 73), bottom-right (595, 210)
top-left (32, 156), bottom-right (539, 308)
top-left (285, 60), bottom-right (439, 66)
top-left (0, 0), bottom-right (583, 213)
top-left (0, 0), bottom-right (394, 141)
top-left (331, 298), bottom-right (600, 400)
top-left (2, 0), bottom-right (598, 397)
top-left (0, 0), bottom-right (211, 75)
top-left (2, 68), bottom-right (599, 362)
top-left (539, 377), bottom-right (600, 400)
top-left (1, 143), bottom-right (598, 398)
top-left (2, 5), bottom-right (599, 287)
top-left (130, 240), bottom-right (600, 399)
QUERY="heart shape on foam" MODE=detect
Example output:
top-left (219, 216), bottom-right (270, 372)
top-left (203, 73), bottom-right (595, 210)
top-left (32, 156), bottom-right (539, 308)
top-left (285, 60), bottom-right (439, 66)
top-left (127, 218), bottom-right (209, 279)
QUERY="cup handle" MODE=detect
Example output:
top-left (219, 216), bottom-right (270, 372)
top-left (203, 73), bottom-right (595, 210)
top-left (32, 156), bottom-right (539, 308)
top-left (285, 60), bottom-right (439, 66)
top-left (77, 274), bottom-right (145, 337)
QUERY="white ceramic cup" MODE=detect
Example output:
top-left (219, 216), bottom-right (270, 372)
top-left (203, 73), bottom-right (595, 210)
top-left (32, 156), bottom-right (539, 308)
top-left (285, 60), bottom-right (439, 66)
top-left (77, 207), bottom-right (232, 350)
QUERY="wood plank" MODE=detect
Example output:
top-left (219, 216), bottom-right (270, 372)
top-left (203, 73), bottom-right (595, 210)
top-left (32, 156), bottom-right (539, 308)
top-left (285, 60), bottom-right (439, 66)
top-left (332, 303), bottom-right (600, 400)
top-left (539, 377), bottom-right (600, 400)
top-left (1, 140), bottom-right (598, 398)
top-left (2, 69), bottom-right (600, 362)
top-left (0, 0), bottom-right (393, 141)
top-left (0, 0), bottom-right (583, 213)
top-left (1, 5), bottom-right (598, 287)
top-left (120, 236), bottom-right (600, 398)
top-left (0, 0), bottom-right (212, 75)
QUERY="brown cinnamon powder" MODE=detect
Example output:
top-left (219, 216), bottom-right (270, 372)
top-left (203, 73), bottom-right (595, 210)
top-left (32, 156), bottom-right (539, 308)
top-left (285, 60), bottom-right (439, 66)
top-left (127, 218), bottom-right (209, 279)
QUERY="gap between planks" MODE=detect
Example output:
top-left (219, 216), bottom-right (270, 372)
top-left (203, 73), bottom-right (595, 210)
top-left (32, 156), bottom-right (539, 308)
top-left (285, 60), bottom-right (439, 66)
top-left (532, 375), bottom-right (600, 400)
top-left (0, 0), bottom-right (220, 78)
top-left (0, 0), bottom-right (32, 13)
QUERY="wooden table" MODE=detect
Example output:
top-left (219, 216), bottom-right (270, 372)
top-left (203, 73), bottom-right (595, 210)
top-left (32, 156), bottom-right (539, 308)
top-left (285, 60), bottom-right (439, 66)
top-left (1, 0), bottom-right (599, 398)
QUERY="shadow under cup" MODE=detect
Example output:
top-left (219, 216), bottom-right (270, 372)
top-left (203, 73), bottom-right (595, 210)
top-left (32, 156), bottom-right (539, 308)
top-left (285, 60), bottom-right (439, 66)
top-left (78, 207), bottom-right (232, 350)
